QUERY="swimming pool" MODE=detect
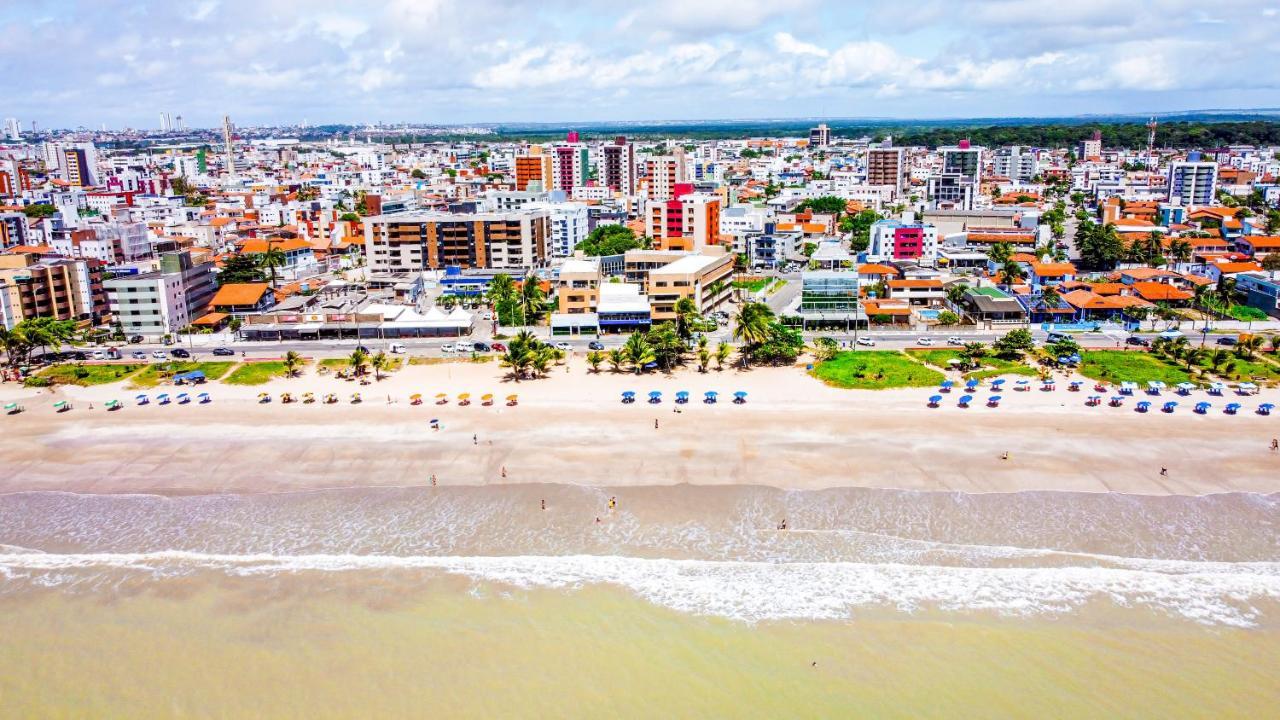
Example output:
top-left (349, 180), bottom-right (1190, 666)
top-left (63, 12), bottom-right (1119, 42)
top-left (918, 310), bottom-right (940, 320)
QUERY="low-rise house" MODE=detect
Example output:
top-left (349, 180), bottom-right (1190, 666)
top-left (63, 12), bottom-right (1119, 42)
top-left (209, 282), bottom-right (276, 316)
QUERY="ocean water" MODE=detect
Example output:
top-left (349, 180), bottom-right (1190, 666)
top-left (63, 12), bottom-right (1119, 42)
top-left (1, 486), bottom-right (1278, 717)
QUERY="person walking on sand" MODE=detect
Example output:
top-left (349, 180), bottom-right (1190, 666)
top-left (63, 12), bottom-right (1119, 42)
top-left (1001, 451), bottom-right (1009, 461)
top-left (778, 518), bottom-right (787, 530)
top-left (1271, 438), bottom-right (1278, 451)
top-left (654, 418), bottom-right (659, 430)
top-left (501, 466), bottom-right (507, 478)
top-left (541, 499), bottom-right (546, 511)
top-left (608, 496), bottom-right (616, 510)
top-left (1160, 467), bottom-right (1168, 476)
top-left (430, 474), bottom-right (437, 486)
top-left (473, 433), bottom-right (478, 445)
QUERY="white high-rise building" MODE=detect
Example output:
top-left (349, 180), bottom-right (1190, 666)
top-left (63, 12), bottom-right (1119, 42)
top-left (4, 118), bottom-right (19, 141)
top-left (1167, 161), bottom-right (1218, 206)
top-left (528, 200), bottom-right (589, 258)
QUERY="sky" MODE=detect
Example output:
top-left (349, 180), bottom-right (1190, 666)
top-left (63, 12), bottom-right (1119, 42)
top-left (2, 0), bottom-right (1280, 129)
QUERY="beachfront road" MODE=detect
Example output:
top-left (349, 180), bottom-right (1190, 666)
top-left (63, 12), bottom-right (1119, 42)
top-left (67, 327), bottom-right (1253, 361)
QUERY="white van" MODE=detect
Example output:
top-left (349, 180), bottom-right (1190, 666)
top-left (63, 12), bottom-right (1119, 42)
top-left (388, 342), bottom-right (407, 354)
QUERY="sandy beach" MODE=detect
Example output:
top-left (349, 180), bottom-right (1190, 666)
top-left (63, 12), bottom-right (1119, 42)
top-left (2, 359), bottom-right (1278, 496)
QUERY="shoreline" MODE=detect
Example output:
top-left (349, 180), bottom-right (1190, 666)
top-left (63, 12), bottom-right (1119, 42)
top-left (3, 361), bottom-right (1280, 497)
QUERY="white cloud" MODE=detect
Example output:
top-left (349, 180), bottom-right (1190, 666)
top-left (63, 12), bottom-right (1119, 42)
top-left (774, 32), bottom-right (828, 58)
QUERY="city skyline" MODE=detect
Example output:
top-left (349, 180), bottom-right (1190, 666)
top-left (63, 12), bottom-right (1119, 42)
top-left (4, 0), bottom-right (1280, 129)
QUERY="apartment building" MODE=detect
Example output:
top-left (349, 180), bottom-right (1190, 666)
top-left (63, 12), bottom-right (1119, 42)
top-left (600, 137), bottom-right (636, 195)
top-left (527, 200), bottom-right (588, 258)
top-left (1078, 131), bottom-right (1102, 160)
top-left (644, 151), bottom-right (687, 201)
top-left (992, 146), bottom-right (1037, 182)
top-left (809, 123), bottom-right (831, 147)
top-left (1167, 161), bottom-right (1218, 206)
top-left (363, 210), bottom-right (550, 273)
top-left (49, 221), bottom-right (151, 264)
top-left (105, 251), bottom-right (216, 337)
top-left (645, 252), bottom-right (734, 321)
top-left (868, 220), bottom-right (939, 265)
top-left (515, 152), bottom-right (552, 191)
top-left (865, 147), bottom-right (906, 194)
top-left (0, 212), bottom-right (29, 249)
top-left (555, 258), bottom-right (601, 315)
top-left (0, 252), bottom-right (106, 327)
top-left (551, 144), bottom-right (589, 192)
top-left (646, 185), bottom-right (721, 252)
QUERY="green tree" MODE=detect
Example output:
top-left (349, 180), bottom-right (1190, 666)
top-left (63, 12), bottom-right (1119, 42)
top-left (811, 336), bottom-right (839, 361)
top-left (22, 204), bottom-right (57, 219)
top-left (487, 273), bottom-right (519, 326)
top-left (518, 275), bottom-right (546, 325)
top-left (1262, 254), bottom-right (1280, 272)
top-left (985, 242), bottom-right (1014, 266)
top-left (410, 168), bottom-right (426, 179)
top-left (673, 297), bottom-right (699, 340)
top-left (283, 350), bottom-right (303, 378)
top-left (349, 348), bottom-right (369, 377)
top-left (999, 259), bottom-right (1027, 287)
top-left (993, 328), bottom-right (1035, 360)
top-left (370, 351), bottom-right (390, 381)
top-left (577, 225), bottom-right (646, 256)
top-left (586, 350), bottom-right (604, 373)
top-left (257, 243), bottom-right (287, 288)
top-left (607, 348), bottom-right (625, 372)
top-left (645, 323), bottom-right (685, 370)
top-left (731, 302), bottom-right (776, 366)
top-left (219, 254), bottom-right (266, 285)
top-left (715, 341), bottom-right (732, 370)
top-left (623, 332), bottom-right (656, 374)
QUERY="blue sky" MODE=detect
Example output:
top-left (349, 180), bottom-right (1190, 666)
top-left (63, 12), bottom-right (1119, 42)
top-left (2, 0), bottom-right (1279, 129)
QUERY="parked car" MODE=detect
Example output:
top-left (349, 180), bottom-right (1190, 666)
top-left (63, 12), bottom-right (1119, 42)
top-left (917, 337), bottom-right (934, 346)
top-left (472, 342), bottom-right (490, 352)
top-left (440, 343), bottom-right (456, 353)
top-left (490, 342), bottom-right (507, 353)
top-left (946, 336), bottom-right (964, 345)
top-left (1215, 336), bottom-right (1238, 346)
top-left (388, 343), bottom-right (407, 354)
top-left (151, 350), bottom-right (167, 359)
top-left (212, 347), bottom-right (235, 356)
top-left (128, 335), bottom-right (144, 344)
top-left (856, 336), bottom-right (876, 347)
top-left (1126, 336), bottom-right (1150, 347)
top-left (587, 340), bottom-right (605, 350)
top-left (554, 341), bottom-right (572, 351)
top-left (131, 351), bottom-right (148, 360)
top-left (170, 348), bottom-right (191, 359)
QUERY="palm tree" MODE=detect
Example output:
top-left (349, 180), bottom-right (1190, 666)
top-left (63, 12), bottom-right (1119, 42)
top-left (1167, 238), bottom-right (1193, 267)
top-left (959, 342), bottom-right (987, 370)
top-left (705, 279), bottom-right (728, 309)
top-left (607, 348), bottom-right (625, 372)
top-left (370, 351), bottom-right (389, 381)
top-left (715, 342), bottom-right (732, 370)
top-left (257, 242), bottom-right (287, 288)
top-left (1269, 334), bottom-right (1280, 355)
top-left (1238, 335), bottom-right (1264, 359)
top-left (985, 242), bottom-right (1013, 266)
top-left (673, 297), bottom-right (699, 340)
top-left (1040, 285), bottom-right (1061, 312)
top-left (487, 273), bottom-right (517, 326)
top-left (586, 350), bottom-right (604, 373)
top-left (1208, 348), bottom-right (1232, 373)
top-left (500, 346), bottom-right (532, 380)
top-left (999, 259), bottom-right (1027, 288)
top-left (1182, 346), bottom-right (1206, 372)
top-left (623, 332), bottom-right (655, 374)
top-left (731, 302), bottom-right (775, 363)
top-left (519, 275), bottom-right (546, 326)
top-left (697, 347), bottom-right (711, 372)
top-left (349, 348), bottom-right (369, 377)
top-left (283, 350), bottom-right (303, 378)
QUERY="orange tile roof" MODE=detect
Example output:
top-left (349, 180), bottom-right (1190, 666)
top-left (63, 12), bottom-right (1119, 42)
top-left (1030, 262), bottom-right (1076, 277)
top-left (857, 263), bottom-right (898, 275)
top-left (210, 282), bottom-right (270, 307)
top-left (240, 237), bottom-right (313, 253)
top-left (888, 279), bottom-right (943, 289)
top-left (1213, 261), bottom-right (1263, 274)
top-left (1131, 282), bottom-right (1192, 301)
top-left (1241, 235), bottom-right (1280, 249)
top-left (1121, 267), bottom-right (1178, 280)
top-left (192, 312), bottom-right (229, 326)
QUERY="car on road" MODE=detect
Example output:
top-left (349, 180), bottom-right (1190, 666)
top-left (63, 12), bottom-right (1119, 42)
top-left (472, 342), bottom-right (490, 352)
top-left (856, 336), bottom-right (876, 347)
top-left (490, 342), bottom-right (507, 353)
top-left (151, 350), bottom-right (167, 359)
top-left (1126, 336), bottom-right (1150, 347)
top-left (554, 341), bottom-right (572, 351)
top-left (212, 347), bottom-right (235, 356)
top-left (587, 340), bottom-right (605, 350)
top-left (128, 335), bottom-right (144, 344)
top-left (170, 348), bottom-right (191, 359)
top-left (1216, 336), bottom-right (1238, 346)
top-left (946, 336), bottom-right (964, 345)
top-left (130, 351), bottom-right (148, 360)
top-left (91, 350), bottom-right (107, 360)
top-left (355, 345), bottom-right (372, 354)
top-left (388, 343), bottom-right (407, 354)
top-left (917, 337), bottom-right (934, 346)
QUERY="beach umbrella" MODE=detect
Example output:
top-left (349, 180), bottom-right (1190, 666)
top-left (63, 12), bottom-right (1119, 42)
top-left (1087, 395), bottom-right (1101, 405)
top-left (1239, 382), bottom-right (1259, 395)
top-left (157, 393), bottom-right (170, 404)
top-left (177, 393), bottom-right (190, 403)
top-left (1209, 382), bottom-right (1226, 394)
top-left (1148, 381), bottom-right (1166, 391)
top-left (410, 393), bottom-right (422, 401)
top-left (928, 395), bottom-right (942, 407)
top-left (1120, 381), bottom-right (1138, 393)
top-left (351, 393), bottom-right (361, 403)
top-left (991, 378), bottom-right (1006, 387)
top-left (53, 400), bottom-right (68, 411)
top-left (704, 391), bottom-right (718, 403)
top-left (1260, 403), bottom-right (1275, 416)
top-left (987, 395), bottom-right (1002, 406)
top-left (649, 391), bottom-right (662, 398)
top-left (734, 391), bottom-right (748, 398)
top-left (958, 394), bottom-right (973, 407)
top-left (940, 380), bottom-right (954, 388)
top-left (105, 400), bottom-right (121, 410)
top-left (1226, 403), bottom-right (1241, 414)
top-left (675, 391), bottom-right (690, 403)
top-left (4, 402), bottom-right (17, 411)
top-left (1195, 402), bottom-right (1211, 414)
top-left (622, 391), bottom-right (636, 399)
top-left (965, 379), bottom-right (979, 389)
top-left (1110, 396), bottom-right (1124, 406)
top-left (198, 393), bottom-right (210, 403)
top-left (481, 393), bottom-right (493, 401)
top-left (1162, 401), bottom-right (1178, 413)
top-left (506, 394), bottom-right (518, 402)
top-left (1136, 401), bottom-right (1151, 412)
top-left (135, 394), bottom-right (148, 404)
top-left (1176, 382), bottom-right (1196, 394)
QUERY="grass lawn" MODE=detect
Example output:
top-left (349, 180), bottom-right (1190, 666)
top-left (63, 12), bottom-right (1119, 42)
top-left (1228, 305), bottom-right (1269, 322)
top-left (129, 361), bottom-right (235, 389)
top-left (1078, 351), bottom-right (1191, 385)
top-left (318, 358), bottom-right (350, 370)
top-left (223, 361), bottom-right (294, 386)
top-left (37, 363), bottom-right (147, 386)
top-left (906, 349), bottom-right (1037, 380)
top-left (732, 278), bottom-right (770, 293)
top-left (811, 351), bottom-right (945, 390)
top-left (1198, 355), bottom-right (1280, 383)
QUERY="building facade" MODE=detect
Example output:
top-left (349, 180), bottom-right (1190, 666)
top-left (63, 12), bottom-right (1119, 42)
top-left (364, 211), bottom-right (550, 273)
